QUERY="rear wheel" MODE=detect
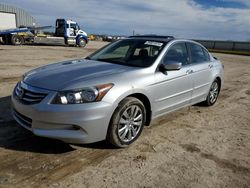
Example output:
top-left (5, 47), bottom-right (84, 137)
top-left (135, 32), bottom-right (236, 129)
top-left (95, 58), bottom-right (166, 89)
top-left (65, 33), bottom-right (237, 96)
top-left (2, 35), bottom-right (11, 45)
top-left (107, 97), bottom-right (146, 148)
top-left (11, 35), bottom-right (24, 45)
top-left (204, 79), bottom-right (220, 106)
top-left (2, 36), bottom-right (8, 44)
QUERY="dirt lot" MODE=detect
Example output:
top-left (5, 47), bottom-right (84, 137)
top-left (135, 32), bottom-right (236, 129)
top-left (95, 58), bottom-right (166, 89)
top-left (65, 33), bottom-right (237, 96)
top-left (0, 42), bottom-right (249, 188)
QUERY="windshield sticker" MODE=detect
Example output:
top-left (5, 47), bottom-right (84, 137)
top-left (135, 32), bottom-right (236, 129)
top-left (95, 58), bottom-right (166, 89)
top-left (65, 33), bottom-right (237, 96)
top-left (144, 41), bottom-right (163, 47)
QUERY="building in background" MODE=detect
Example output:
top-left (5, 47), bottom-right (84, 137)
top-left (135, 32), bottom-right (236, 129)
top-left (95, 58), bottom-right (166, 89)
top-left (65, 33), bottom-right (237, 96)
top-left (0, 4), bottom-right (37, 30)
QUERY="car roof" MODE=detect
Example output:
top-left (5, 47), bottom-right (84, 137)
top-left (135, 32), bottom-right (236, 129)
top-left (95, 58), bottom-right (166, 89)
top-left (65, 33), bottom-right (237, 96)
top-left (124, 36), bottom-right (208, 51)
top-left (128, 35), bottom-right (175, 42)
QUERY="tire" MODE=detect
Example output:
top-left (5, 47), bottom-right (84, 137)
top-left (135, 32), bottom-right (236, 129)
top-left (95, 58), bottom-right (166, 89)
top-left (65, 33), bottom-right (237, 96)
top-left (78, 38), bottom-right (87, 47)
top-left (107, 97), bottom-right (146, 148)
top-left (2, 36), bottom-right (6, 44)
top-left (204, 79), bottom-right (220, 106)
top-left (11, 35), bottom-right (24, 45)
top-left (2, 35), bottom-right (10, 45)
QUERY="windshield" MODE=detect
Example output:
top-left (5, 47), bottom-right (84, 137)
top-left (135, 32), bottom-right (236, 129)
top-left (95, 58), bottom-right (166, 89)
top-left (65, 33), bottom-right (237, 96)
top-left (87, 39), bottom-right (166, 67)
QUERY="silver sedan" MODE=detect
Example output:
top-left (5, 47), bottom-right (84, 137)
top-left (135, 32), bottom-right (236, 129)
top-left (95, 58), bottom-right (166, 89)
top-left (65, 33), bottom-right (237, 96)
top-left (12, 35), bottom-right (224, 147)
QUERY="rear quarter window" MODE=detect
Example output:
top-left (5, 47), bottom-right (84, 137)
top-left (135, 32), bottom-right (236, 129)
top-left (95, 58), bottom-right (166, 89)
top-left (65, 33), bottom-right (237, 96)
top-left (202, 48), bottom-right (211, 61)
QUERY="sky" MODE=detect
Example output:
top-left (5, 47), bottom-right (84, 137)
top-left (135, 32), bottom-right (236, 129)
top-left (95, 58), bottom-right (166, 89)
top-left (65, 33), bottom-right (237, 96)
top-left (1, 0), bottom-right (250, 41)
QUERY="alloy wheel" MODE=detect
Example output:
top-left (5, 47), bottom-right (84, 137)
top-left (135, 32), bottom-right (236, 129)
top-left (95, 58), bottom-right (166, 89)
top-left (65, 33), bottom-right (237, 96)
top-left (118, 105), bottom-right (143, 143)
top-left (209, 81), bottom-right (219, 104)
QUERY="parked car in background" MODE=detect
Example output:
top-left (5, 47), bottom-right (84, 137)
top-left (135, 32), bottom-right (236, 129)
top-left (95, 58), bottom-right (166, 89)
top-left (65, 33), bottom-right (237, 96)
top-left (12, 35), bottom-right (224, 147)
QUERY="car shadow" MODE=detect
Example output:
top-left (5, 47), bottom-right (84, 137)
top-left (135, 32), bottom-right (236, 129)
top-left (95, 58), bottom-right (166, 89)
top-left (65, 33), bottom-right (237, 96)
top-left (0, 96), bottom-right (115, 154)
top-left (193, 102), bottom-right (207, 107)
top-left (74, 141), bottom-right (117, 150)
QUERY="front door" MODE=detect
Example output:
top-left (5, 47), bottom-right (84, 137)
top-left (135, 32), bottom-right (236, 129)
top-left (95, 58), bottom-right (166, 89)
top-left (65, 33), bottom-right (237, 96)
top-left (151, 42), bottom-right (193, 117)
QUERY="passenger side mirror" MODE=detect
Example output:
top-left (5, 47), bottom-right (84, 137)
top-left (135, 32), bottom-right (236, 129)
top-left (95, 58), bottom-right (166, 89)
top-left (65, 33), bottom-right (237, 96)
top-left (160, 61), bottom-right (182, 72)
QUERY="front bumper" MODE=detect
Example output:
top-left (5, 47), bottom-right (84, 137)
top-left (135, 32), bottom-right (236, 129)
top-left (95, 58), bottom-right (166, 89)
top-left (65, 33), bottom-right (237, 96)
top-left (11, 86), bottom-right (114, 144)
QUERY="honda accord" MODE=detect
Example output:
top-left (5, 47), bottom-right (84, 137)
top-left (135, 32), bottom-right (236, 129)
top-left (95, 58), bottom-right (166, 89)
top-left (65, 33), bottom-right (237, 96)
top-left (12, 35), bottom-right (224, 147)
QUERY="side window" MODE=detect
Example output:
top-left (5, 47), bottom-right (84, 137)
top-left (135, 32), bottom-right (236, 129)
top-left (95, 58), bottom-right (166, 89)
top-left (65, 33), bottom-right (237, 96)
top-left (188, 43), bottom-right (208, 63)
top-left (70, 24), bottom-right (77, 30)
top-left (163, 43), bottom-right (189, 65)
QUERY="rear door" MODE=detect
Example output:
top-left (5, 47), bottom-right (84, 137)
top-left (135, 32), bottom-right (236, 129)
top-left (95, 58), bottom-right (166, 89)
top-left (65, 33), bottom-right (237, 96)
top-left (187, 42), bottom-right (214, 103)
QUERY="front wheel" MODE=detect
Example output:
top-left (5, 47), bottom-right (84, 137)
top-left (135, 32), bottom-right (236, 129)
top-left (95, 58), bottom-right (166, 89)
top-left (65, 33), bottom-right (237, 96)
top-left (77, 38), bottom-right (87, 47)
top-left (204, 79), bottom-right (220, 106)
top-left (107, 97), bottom-right (146, 148)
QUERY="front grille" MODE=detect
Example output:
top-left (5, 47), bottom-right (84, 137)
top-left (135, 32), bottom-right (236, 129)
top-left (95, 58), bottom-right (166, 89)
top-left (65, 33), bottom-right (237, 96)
top-left (13, 109), bottom-right (32, 129)
top-left (15, 82), bottom-right (48, 105)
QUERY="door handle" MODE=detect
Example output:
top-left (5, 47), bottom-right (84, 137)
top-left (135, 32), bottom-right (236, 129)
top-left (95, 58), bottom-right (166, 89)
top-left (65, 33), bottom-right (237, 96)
top-left (209, 64), bottom-right (214, 68)
top-left (186, 70), bottom-right (194, 74)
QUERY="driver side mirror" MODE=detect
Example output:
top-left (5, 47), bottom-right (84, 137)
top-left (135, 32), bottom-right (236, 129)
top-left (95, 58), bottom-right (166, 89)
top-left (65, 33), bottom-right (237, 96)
top-left (160, 60), bottom-right (182, 72)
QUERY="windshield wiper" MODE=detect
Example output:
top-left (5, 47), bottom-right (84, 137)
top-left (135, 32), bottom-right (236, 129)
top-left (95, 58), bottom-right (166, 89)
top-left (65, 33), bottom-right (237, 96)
top-left (95, 58), bottom-right (143, 67)
top-left (97, 58), bottom-right (124, 64)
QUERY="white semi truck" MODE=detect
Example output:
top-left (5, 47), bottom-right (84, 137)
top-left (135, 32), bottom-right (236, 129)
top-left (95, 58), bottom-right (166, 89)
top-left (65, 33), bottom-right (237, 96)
top-left (0, 19), bottom-right (88, 47)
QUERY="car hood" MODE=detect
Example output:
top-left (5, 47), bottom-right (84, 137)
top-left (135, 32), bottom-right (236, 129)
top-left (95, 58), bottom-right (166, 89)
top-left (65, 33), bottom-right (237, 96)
top-left (23, 59), bottom-right (133, 90)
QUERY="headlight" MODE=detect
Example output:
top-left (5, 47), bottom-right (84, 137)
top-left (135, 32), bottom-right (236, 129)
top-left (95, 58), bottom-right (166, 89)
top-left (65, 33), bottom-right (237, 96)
top-left (53, 83), bottom-right (113, 104)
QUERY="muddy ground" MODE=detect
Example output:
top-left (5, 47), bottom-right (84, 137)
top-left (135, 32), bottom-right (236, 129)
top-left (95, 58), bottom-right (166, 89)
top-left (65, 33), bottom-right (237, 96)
top-left (0, 42), bottom-right (249, 188)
